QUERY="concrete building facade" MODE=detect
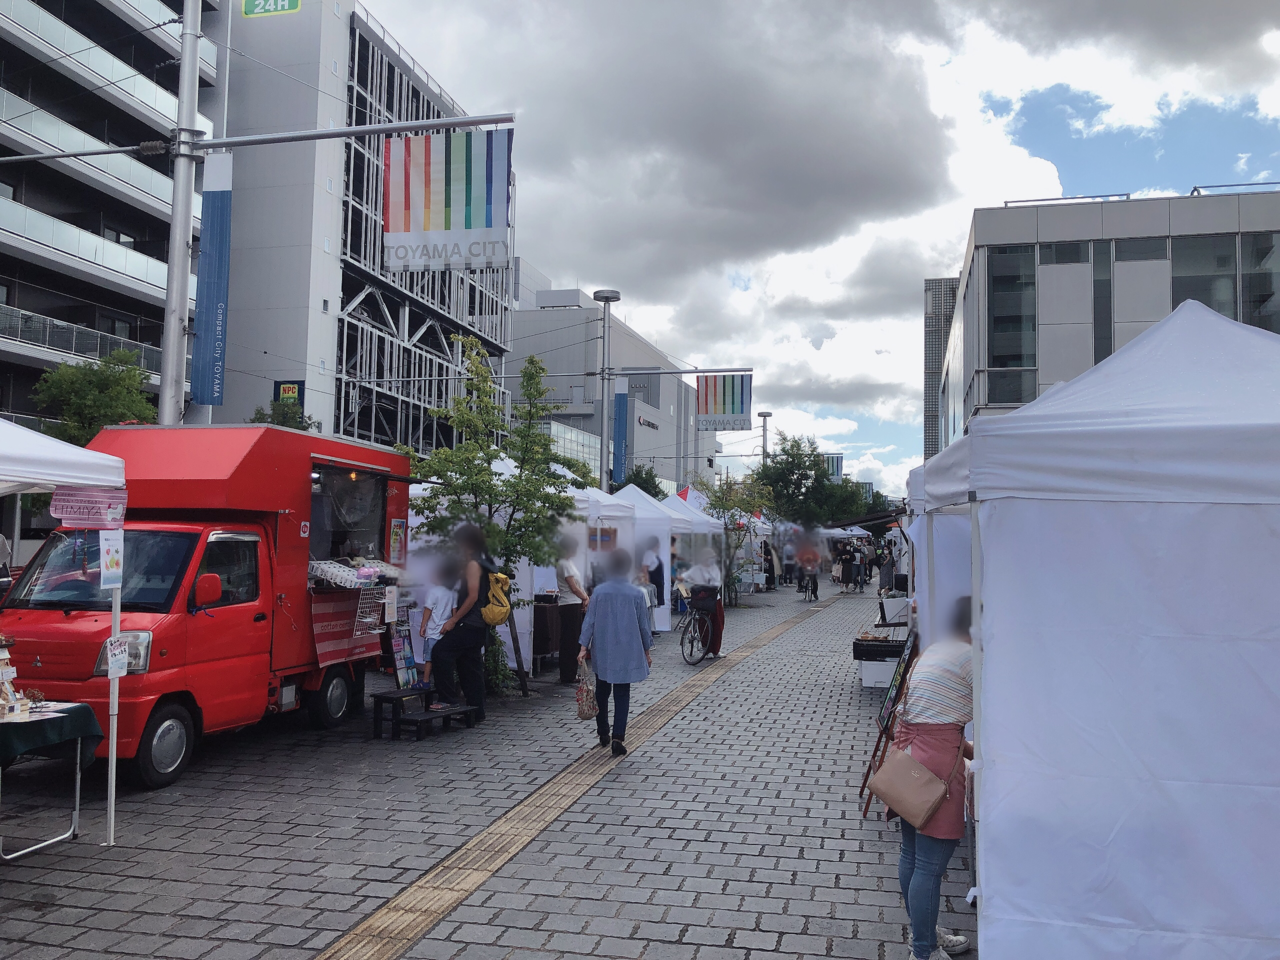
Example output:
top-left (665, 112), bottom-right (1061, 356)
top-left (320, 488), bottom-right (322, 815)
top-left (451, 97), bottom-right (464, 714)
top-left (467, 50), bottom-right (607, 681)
top-left (939, 190), bottom-right (1280, 449)
top-left (503, 275), bottom-right (718, 493)
top-left (207, 1), bottom-right (510, 449)
top-left (923, 275), bottom-right (958, 459)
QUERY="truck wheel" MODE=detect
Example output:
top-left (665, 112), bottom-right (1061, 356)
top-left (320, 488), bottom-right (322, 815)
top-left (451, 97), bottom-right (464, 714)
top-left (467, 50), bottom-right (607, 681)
top-left (308, 667), bottom-right (351, 729)
top-left (136, 703), bottom-right (194, 789)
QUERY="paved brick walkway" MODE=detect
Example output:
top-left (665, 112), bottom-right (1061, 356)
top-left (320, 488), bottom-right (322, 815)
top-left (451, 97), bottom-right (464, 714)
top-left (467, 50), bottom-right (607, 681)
top-left (0, 589), bottom-right (976, 960)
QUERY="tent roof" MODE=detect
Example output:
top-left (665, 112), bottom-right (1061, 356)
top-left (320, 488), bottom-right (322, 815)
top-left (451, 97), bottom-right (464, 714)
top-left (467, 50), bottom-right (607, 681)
top-left (573, 485), bottom-right (635, 522)
top-left (972, 300), bottom-right (1280, 503)
top-left (661, 493), bottom-right (718, 534)
top-left (611, 484), bottom-right (694, 532)
top-left (923, 435), bottom-right (971, 511)
top-left (907, 465), bottom-right (925, 516)
top-left (0, 419), bottom-right (125, 497)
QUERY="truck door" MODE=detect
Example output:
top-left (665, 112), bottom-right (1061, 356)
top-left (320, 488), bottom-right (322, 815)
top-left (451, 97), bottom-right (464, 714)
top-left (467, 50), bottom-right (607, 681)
top-left (186, 531), bottom-right (272, 732)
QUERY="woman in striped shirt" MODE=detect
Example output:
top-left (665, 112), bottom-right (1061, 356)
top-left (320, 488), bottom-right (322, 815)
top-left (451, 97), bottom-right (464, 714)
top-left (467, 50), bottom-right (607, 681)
top-left (894, 598), bottom-right (974, 959)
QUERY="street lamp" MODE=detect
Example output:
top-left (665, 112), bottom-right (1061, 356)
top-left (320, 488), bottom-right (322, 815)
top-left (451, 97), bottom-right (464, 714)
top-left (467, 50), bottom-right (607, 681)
top-left (593, 289), bottom-right (621, 492)
top-left (758, 411), bottom-right (772, 464)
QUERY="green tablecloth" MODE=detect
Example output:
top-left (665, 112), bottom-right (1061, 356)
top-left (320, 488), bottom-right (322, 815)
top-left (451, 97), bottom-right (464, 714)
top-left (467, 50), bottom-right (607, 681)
top-left (0, 704), bottom-right (103, 769)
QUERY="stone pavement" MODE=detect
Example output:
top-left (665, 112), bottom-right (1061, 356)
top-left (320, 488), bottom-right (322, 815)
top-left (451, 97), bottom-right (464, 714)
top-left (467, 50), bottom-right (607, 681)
top-left (0, 588), bottom-right (976, 960)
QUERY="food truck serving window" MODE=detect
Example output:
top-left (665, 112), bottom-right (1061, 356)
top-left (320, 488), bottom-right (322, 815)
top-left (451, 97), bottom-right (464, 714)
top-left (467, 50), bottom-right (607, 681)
top-left (310, 466), bottom-right (388, 562)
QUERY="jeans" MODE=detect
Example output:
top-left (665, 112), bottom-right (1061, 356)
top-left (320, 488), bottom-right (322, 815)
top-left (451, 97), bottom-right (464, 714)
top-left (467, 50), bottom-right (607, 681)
top-left (898, 822), bottom-right (959, 959)
top-left (558, 603), bottom-right (585, 683)
top-left (432, 623), bottom-right (488, 721)
top-left (595, 678), bottom-right (631, 742)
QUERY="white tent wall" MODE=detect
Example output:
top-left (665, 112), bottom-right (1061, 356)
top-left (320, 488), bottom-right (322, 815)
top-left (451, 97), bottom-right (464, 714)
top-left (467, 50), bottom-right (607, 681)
top-left (977, 498), bottom-right (1280, 959)
top-left (905, 513), bottom-right (971, 651)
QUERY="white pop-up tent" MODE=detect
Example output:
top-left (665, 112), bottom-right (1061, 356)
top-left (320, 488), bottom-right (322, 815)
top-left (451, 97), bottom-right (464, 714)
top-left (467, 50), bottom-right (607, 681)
top-left (0, 418), bottom-right (126, 498)
top-left (905, 439), bottom-right (974, 651)
top-left (612, 485), bottom-right (691, 631)
top-left (964, 301), bottom-right (1280, 959)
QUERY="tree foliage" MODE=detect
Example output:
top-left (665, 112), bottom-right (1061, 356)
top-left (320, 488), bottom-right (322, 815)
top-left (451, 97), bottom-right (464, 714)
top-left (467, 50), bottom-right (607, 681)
top-left (248, 400), bottom-right (322, 432)
top-left (33, 350), bottom-right (156, 446)
top-left (614, 463), bottom-right (666, 500)
top-left (753, 431), bottom-right (882, 527)
top-left (691, 470), bottom-right (774, 579)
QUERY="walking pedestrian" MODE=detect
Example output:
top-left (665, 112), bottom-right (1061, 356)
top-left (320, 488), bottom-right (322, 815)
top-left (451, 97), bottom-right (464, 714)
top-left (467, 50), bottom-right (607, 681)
top-left (839, 542), bottom-right (855, 593)
top-left (430, 524), bottom-right (494, 722)
top-left (878, 542), bottom-right (897, 597)
top-left (761, 540), bottom-right (776, 590)
top-left (578, 549), bottom-right (653, 757)
top-left (893, 598), bottom-right (974, 959)
top-left (555, 535), bottom-right (589, 684)
top-left (782, 540), bottom-right (796, 585)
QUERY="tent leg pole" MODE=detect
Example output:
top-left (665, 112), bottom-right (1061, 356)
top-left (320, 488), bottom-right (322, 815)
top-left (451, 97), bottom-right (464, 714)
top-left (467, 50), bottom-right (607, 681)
top-left (968, 496), bottom-right (983, 914)
top-left (926, 513), bottom-right (936, 647)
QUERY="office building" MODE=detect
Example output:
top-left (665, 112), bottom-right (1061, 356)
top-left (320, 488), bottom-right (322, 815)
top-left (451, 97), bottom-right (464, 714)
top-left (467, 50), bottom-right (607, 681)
top-left (207, 1), bottom-right (510, 449)
top-left (823, 453), bottom-right (844, 480)
top-left (939, 190), bottom-right (1280, 449)
top-left (923, 276), bottom-right (958, 459)
top-left (504, 273), bottom-right (718, 493)
top-left (0, 0), bottom-right (220, 561)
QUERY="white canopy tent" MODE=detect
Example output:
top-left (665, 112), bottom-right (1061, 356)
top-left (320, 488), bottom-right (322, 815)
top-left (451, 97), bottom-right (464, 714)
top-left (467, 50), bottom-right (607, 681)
top-left (660, 492), bottom-right (718, 535)
top-left (905, 439), bottom-right (975, 651)
top-left (966, 302), bottom-right (1280, 959)
top-left (0, 418), bottom-right (126, 498)
top-left (612, 485), bottom-right (691, 631)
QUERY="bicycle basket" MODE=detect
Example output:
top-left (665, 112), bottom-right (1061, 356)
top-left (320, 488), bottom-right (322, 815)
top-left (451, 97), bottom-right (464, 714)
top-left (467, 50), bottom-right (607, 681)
top-left (689, 584), bottom-right (719, 611)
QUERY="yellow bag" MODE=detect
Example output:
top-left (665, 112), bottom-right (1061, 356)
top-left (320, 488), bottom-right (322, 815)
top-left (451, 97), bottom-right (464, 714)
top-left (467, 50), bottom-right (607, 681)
top-left (481, 570), bottom-right (511, 627)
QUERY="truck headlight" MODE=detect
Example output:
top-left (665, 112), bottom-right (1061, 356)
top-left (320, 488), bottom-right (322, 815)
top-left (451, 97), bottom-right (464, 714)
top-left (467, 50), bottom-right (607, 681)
top-left (93, 632), bottom-right (153, 676)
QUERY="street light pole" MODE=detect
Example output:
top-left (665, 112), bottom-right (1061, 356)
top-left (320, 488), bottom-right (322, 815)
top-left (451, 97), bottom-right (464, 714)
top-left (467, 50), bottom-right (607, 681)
top-left (158, 0), bottom-right (203, 426)
top-left (758, 410), bottom-right (772, 464)
top-left (593, 289), bottom-right (620, 492)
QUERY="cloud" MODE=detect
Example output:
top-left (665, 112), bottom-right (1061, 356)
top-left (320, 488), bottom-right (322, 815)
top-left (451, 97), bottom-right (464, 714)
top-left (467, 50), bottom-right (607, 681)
top-left (847, 451), bottom-right (922, 498)
top-left (755, 363), bottom-right (915, 415)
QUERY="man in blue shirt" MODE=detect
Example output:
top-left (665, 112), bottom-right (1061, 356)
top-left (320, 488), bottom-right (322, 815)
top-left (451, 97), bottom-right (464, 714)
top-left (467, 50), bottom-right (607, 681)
top-left (578, 549), bottom-right (653, 756)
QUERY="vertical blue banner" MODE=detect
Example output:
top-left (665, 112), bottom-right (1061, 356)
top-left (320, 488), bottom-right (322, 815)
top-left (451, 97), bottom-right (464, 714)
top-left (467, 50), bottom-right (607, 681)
top-left (192, 153), bottom-right (233, 405)
top-left (612, 379), bottom-right (628, 485)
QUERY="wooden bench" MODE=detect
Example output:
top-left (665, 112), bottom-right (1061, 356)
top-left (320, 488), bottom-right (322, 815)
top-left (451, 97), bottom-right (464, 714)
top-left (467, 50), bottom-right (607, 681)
top-left (393, 704), bottom-right (479, 740)
top-left (371, 689), bottom-right (430, 740)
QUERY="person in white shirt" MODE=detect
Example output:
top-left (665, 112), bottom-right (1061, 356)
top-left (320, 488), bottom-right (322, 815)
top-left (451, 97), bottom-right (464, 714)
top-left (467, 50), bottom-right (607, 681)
top-left (679, 548), bottom-right (725, 656)
top-left (556, 535), bottom-right (589, 683)
top-left (414, 558), bottom-right (458, 690)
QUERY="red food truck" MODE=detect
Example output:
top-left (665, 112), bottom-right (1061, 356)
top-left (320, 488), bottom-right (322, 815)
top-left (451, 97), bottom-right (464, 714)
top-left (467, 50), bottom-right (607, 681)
top-left (0, 425), bottom-right (411, 787)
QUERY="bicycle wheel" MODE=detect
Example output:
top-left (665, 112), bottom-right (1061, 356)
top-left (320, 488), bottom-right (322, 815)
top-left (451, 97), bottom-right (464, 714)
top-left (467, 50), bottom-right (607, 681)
top-left (681, 613), bottom-right (709, 665)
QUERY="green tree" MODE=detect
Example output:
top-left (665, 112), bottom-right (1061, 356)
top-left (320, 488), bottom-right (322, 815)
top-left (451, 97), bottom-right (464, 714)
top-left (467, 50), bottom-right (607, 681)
top-left (613, 463), bottom-right (666, 499)
top-left (32, 350), bottom-right (156, 446)
top-left (753, 432), bottom-right (830, 527)
top-left (248, 400), bottom-right (322, 432)
top-left (691, 470), bottom-right (774, 594)
top-left (406, 336), bottom-right (581, 694)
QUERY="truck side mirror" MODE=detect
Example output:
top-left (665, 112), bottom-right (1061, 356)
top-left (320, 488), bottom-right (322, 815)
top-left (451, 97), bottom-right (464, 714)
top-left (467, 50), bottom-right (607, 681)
top-left (194, 573), bottom-right (222, 609)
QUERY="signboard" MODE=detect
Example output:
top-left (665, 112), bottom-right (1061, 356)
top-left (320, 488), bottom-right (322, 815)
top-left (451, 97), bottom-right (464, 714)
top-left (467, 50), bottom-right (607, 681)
top-left (99, 529), bottom-right (124, 590)
top-left (50, 487), bottom-right (127, 530)
top-left (274, 380), bottom-right (305, 406)
top-left (192, 153), bottom-right (232, 405)
top-left (612, 380), bottom-right (628, 486)
top-left (243, 0), bottom-right (300, 15)
top-left (389, 518), bottom-right (407, 565)
top-left (106, 634), bottom-right (129, 680)
top-left (382, 130), bottom-right (514, 272)
top-left (877, 629), bottom-right (917, 732)
top-left (696, 374), bottom-right (752, 431)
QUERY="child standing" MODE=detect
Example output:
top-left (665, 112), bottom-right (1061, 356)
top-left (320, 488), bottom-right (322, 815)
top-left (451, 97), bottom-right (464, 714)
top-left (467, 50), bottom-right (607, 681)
top-left (414, 558), bottom-right (458, 690)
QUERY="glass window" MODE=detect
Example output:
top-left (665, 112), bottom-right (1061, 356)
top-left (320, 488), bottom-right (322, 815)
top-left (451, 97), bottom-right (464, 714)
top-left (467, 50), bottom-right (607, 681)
top-left (1242, 233), bottom-right (1280, 334)
top-left (1172, 234), bottom-right (1237, 319)
top-left (195, 538), bottom-right (260, 607)
top-left (310, 467), bottom-right (388, 562)
top-left (1114, 237), bottom-right (1168, 261)
top-left (1093, 240), bottom-right (1112, 362)
top-left (988, 370), bottom-right (1036, 404)
top-left (987, 245), bottom-right (1036, 401)
top-left (4, 530), bottom-right (198, 613)
top-left (1039, 241), bottom-right (1088, 265)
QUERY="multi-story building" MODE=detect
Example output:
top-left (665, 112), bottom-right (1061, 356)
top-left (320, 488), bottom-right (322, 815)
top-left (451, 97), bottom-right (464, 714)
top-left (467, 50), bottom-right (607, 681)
top-left (939, 189), bottom-right (1280, 449)
top-left (823, 453), bottom-right (844, 480)
top-left (0, 0), bottom-right (219, 561)
top-left (503, 273), bottom-right (718, 493)
top-left (207, 1), bottom-right (510, 449)
top-left (923, 276), bottom-right (958, 459)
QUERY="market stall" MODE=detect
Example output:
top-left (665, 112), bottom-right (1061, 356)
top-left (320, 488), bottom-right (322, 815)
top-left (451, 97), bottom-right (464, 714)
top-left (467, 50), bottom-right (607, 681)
top-left (0, 418), bottom-right (123, 855)
top-left (961, 302), bottom-right (1279, 959)
top-left (611, 485), bottom-right (692, 631)
top-left (905, 440), bottom-right (973, 652)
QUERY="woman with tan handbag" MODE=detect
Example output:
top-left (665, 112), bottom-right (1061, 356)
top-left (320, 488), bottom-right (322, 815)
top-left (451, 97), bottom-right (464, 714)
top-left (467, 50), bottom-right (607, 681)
top-left (877, 598), bottom-right (975, 959)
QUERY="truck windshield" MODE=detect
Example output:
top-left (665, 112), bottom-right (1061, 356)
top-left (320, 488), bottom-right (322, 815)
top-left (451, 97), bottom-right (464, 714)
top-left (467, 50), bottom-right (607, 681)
top-left (4, 530), bottom-right (198, 613)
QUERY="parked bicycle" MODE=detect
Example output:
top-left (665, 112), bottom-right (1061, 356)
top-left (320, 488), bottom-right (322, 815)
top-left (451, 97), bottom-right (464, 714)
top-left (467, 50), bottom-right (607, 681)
top-left (680, 583), bottom-right (719, 664)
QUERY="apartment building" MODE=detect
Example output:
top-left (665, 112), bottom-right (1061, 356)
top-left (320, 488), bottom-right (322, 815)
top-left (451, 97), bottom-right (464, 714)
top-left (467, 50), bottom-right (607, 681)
top-left (923, 276), bottom-right (958, 460)
top-left (0, 0), bottom-right (219, 560)
top-left (503, 273), bottom-right (718, 493)
top-left (207, 1), bottom-right (511, 450)
top-left (939, 190), bottom-right (1280, 449)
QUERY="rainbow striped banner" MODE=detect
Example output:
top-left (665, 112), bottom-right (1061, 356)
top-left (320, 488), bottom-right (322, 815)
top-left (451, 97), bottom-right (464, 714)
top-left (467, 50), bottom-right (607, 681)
top-left (382, 129), bottom-right (513, 271)
top-left (696, 374), bottom-right (753, 431)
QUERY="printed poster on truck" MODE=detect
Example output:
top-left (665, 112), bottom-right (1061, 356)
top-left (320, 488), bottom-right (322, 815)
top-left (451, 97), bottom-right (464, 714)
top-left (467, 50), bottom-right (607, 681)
top-left (99, 528), bottom-right (124, 591)
top-left (389, 518), bottom-right (407, 565)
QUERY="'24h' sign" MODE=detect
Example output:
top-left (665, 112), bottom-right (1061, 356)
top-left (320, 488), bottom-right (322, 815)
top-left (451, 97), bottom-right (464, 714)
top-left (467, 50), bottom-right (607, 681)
top-left (243, 0), bottom-right (300, 16)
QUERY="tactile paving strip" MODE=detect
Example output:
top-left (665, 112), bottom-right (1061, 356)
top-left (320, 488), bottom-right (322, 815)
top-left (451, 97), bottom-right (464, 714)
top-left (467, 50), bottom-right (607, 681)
top-left (315, 594), bottom-right (846, 960)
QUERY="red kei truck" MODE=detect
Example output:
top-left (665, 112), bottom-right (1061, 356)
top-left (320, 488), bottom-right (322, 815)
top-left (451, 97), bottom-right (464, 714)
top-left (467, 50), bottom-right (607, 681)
top-left (0, 425), bottom-right (411, 788)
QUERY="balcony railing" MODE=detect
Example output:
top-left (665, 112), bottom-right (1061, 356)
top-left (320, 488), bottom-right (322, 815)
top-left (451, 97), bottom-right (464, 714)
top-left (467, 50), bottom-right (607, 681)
top-left (0, 0), bottom-right (213, 136)
top-left (0, 303), bottom-right (190, 381)
top-left (106, 0), bottom-right (218, 73)
top-left (0, 90), bottom-right (200, 222)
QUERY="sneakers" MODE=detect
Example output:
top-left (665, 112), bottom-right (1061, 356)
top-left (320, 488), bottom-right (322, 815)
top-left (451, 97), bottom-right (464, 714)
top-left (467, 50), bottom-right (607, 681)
top-left (937, 928), bottom-right (970, 955)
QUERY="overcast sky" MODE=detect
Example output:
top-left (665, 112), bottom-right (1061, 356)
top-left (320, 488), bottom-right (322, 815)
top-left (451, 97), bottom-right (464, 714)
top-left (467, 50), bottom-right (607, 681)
top-left (363, 0), bottom-right (1280, 494)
